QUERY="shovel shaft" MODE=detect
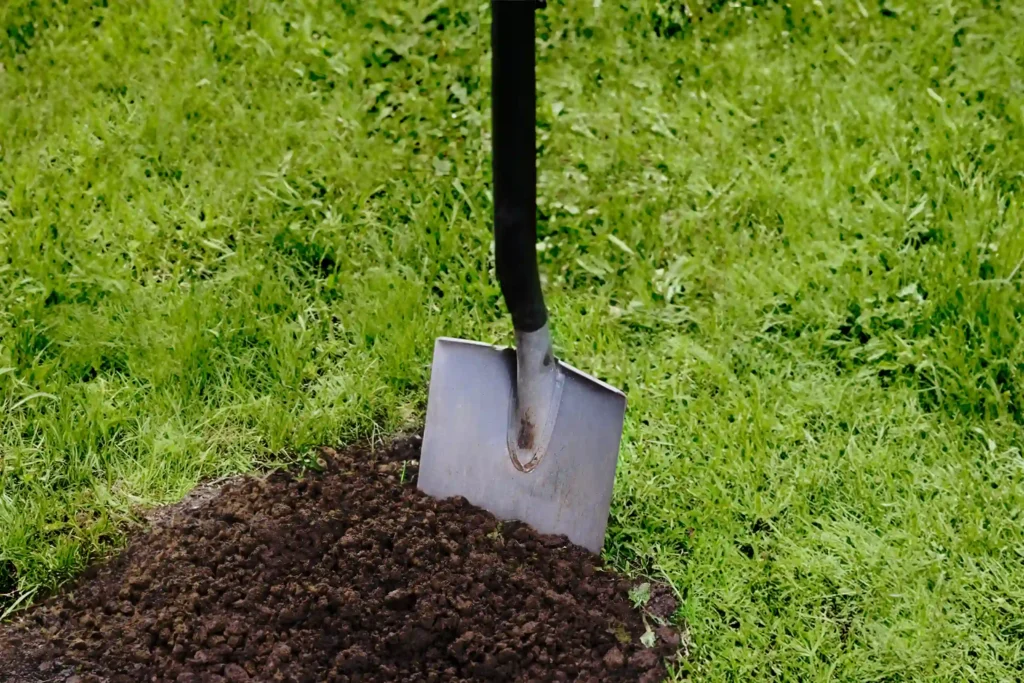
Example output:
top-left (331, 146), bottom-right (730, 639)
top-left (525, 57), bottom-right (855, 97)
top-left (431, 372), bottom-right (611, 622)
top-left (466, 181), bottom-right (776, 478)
top-left (492, 0), bottom-right (547, 333)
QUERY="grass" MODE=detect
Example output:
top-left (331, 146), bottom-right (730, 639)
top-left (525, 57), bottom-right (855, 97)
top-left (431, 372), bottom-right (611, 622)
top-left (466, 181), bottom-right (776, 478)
top-left (2, 0), bottom-right (1024, 679)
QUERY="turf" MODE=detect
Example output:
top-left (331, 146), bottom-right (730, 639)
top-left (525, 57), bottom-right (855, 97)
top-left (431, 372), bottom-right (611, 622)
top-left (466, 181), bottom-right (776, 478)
top-left (1, 0), bottom-right (1023, 679)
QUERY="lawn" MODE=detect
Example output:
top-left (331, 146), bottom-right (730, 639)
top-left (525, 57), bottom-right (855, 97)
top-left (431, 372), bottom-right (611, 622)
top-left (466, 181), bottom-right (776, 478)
top-left (2, 0), bottom-right (1023, 679)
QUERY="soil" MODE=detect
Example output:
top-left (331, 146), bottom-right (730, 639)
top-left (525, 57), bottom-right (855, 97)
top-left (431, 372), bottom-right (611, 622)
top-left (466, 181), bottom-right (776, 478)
top-left (0, 435), bottom-right (680, 683)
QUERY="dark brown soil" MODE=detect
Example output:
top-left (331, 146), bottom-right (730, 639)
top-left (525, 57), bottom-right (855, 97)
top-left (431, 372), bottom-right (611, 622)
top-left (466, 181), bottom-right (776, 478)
top-left (0, 436), bottom-right (680, 682)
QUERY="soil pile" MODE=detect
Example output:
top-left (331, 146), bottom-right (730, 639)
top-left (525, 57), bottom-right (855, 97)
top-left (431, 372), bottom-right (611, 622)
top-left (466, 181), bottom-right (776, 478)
top-left (0, 436), bottom-right (680, 682)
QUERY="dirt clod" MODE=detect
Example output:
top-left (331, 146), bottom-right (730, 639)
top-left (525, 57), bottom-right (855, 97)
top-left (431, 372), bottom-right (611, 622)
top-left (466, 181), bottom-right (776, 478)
top-left (603, 647), bottom-right (625, 670)
top-left (0, 436), bottom-right (679, 682)
top-left (657, 625), bottom-right (681, 647)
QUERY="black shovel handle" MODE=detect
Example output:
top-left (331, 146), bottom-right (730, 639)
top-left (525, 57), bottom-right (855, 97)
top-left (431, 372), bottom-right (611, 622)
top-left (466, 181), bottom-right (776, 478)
top-left (492, 0), bottom-right (547, 333)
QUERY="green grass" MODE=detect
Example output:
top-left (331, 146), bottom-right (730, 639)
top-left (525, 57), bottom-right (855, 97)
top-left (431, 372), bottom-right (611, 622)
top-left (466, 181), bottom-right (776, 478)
top-left (2, 0), bottom-right (1024, 679)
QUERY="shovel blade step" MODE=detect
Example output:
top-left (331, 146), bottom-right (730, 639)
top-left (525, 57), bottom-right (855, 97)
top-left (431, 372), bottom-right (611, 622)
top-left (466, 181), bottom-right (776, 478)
top-left (419, 337), bottom-right (626, 553)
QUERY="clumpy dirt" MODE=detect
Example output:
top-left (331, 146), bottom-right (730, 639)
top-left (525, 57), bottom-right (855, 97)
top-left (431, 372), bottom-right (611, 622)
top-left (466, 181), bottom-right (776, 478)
top-left (0, 436), bottom-right (680, 682)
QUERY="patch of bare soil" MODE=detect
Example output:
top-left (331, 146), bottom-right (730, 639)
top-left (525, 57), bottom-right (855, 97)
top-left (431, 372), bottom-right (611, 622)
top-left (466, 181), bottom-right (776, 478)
top-left (0, 436), bottom-right (680, 682)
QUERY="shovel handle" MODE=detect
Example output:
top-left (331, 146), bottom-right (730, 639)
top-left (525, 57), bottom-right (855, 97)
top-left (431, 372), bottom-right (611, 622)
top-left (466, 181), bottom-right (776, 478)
top-left (492, 0), bottom-right (547, 333)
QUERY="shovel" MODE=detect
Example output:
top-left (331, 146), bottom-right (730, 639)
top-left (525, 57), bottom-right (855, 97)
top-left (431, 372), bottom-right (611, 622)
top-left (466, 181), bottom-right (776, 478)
top-left (418, 0), bottom-right (626, 553)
